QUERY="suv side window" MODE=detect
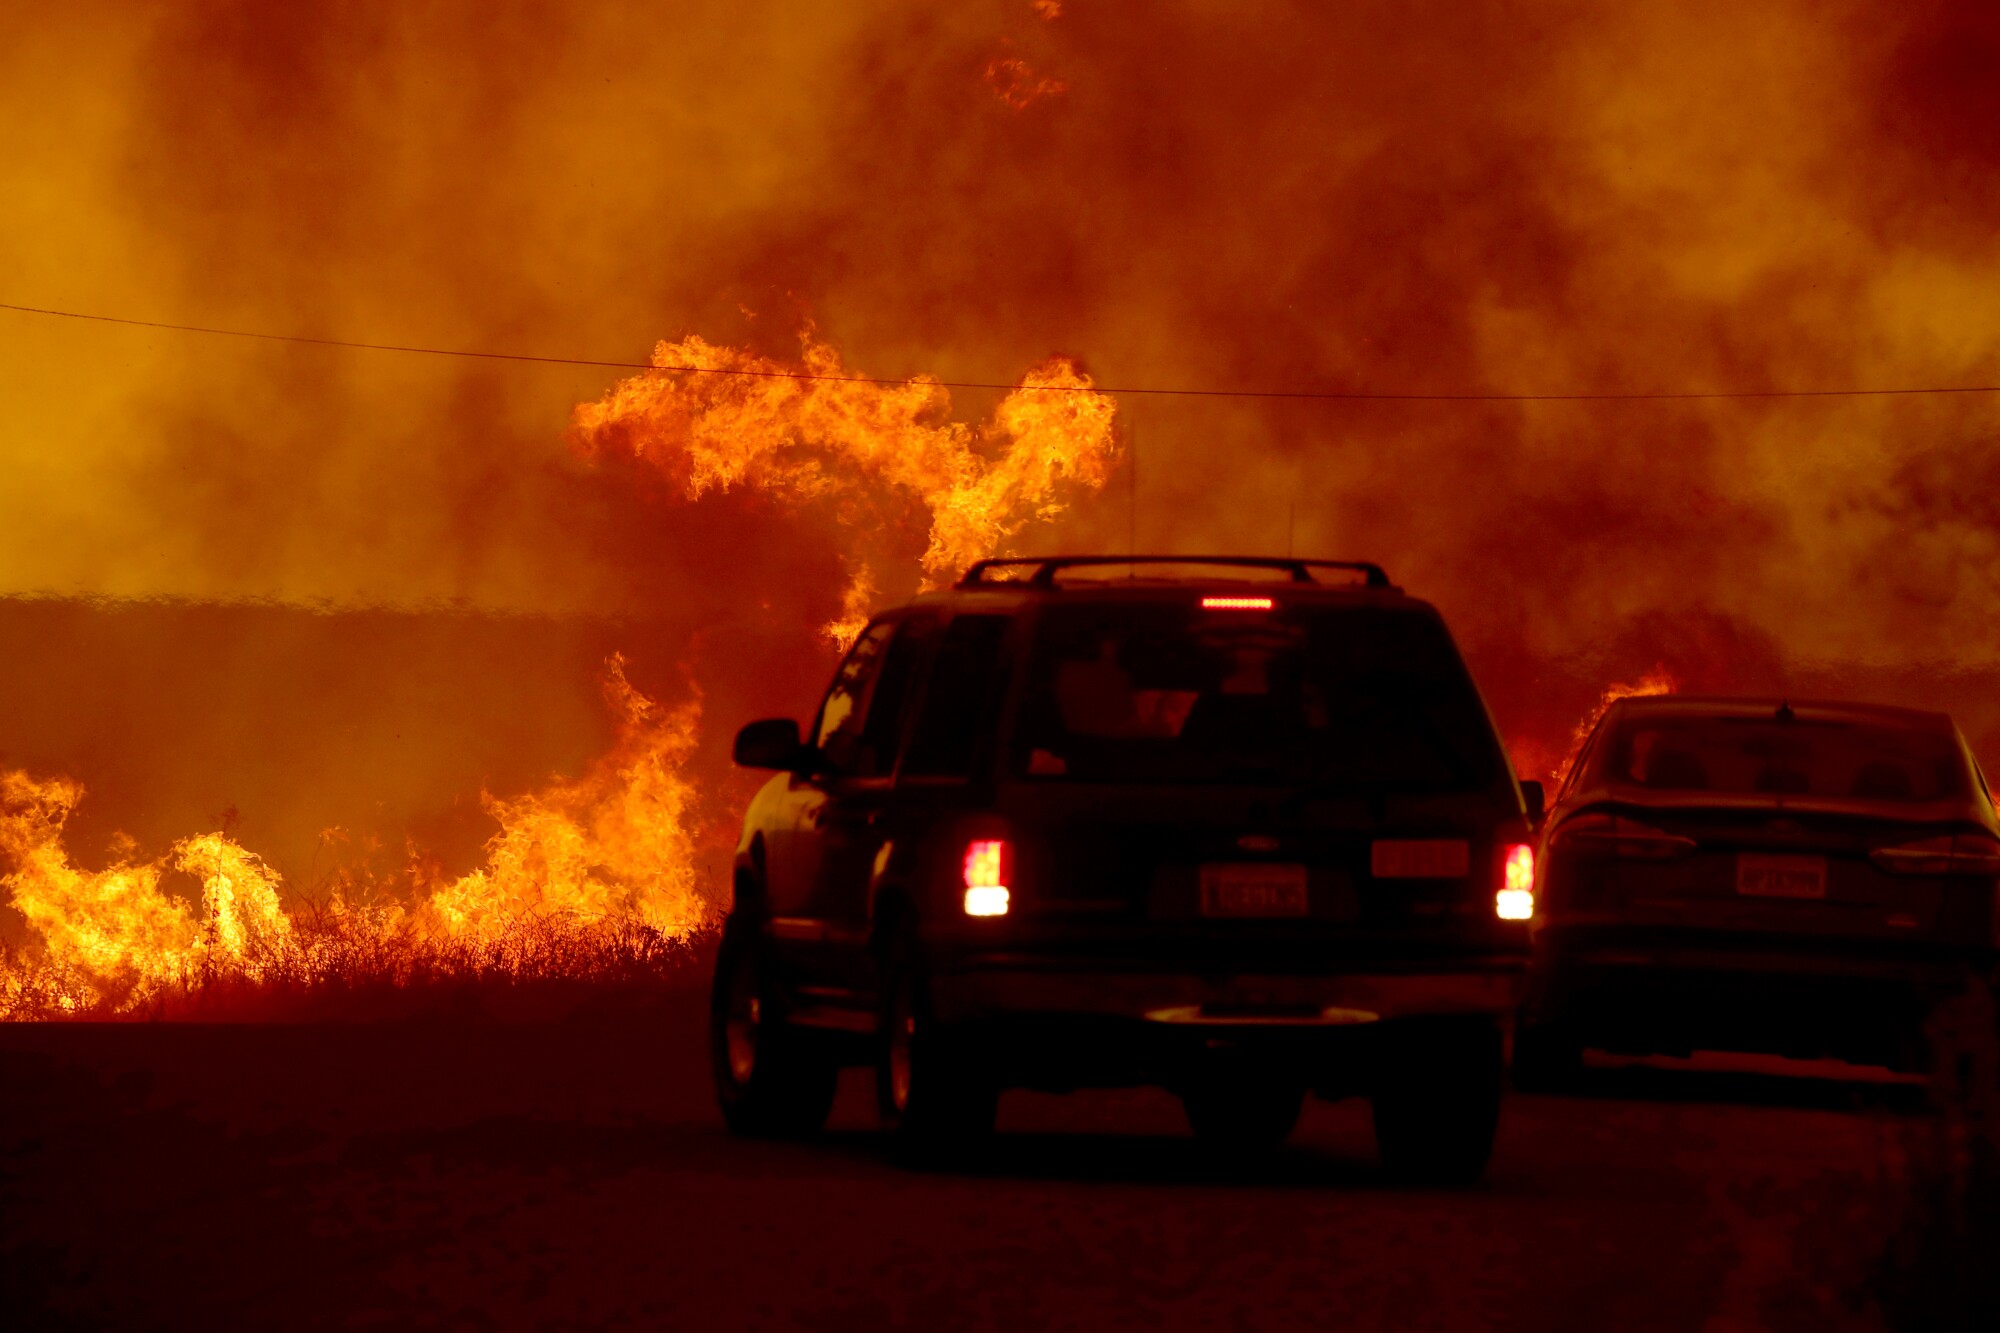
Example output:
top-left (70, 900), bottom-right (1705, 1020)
top-left (902, 614), bottom-right (1012, 778)
top-left (853, 614), bottom-right (938, 778)
top-left (813, 621), bottom-right (895, 775)
top-left (812, 616), bottom-right (939, 779)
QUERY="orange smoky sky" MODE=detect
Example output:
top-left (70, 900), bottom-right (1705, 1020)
top-left (3, 0), bottom-right (2000, 884)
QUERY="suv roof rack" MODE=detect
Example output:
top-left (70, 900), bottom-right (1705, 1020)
top-left (956, 555), bottom-right (1395, 590)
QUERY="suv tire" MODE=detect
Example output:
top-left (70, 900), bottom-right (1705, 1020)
top-left (877, 928), bottom-right (998, 1160)
top-left (1371, 1019), bottom-right (1505, 1186)
top-left (710, 914), bottom-right (837, 1139)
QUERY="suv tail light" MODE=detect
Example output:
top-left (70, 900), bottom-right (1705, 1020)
top-left (1495, 843), bottom-right (1535, 920)
top-left (1869, 833), bottom-right (2000, 876)
top-left (963, 839), bottom-right (1012, 917)
top-left (1550, 812), bottom-right (1697, 861)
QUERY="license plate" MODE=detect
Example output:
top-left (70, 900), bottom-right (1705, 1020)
top-left (1736, 853), bottom-right (1827, 899)
top-left (1371, 839), bottom-right (1470, 878)
top-left (1200, 863), bottom-right (1309, 917)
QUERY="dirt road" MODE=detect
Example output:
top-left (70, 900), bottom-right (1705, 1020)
top-left (0, 996), bottom-right (1922, 1330)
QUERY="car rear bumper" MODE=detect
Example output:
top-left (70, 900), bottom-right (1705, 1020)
top-left (1530, 920), bottom-right (1983, 984)
top-left (1524, 928), bottom-right (1983, 1065)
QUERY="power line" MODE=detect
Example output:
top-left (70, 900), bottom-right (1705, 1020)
top-left (4, 298), bottom-right (1998, 402)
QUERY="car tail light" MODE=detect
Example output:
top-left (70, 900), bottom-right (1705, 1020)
top-left (1495, 843), bottom-right (1535, 920)
top-left (1200, 596), bottom-right (1275, 610)
top-left (963, 839), bottom-right (1011, 917)
top-left (1869, 833), bottom-right (2000, 876)
top-left (1550, 812), bottom-right (1697, 860)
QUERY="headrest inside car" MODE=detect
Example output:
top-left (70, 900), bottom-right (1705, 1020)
top-left (1753, 765), bottom-right (1811, 794)
top-left (1643, 749), bottom-right (1710, 790)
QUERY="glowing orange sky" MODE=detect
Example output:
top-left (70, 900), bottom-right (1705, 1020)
top-left (3, 0), bottom-right (1999, 820)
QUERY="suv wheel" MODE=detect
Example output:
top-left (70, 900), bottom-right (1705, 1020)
top-left (877, 930), bottom-right (997, 1159)
top-left (1511, 1020), bottom-right (1585, 1093)
top-left (710, 915), bottom-right (837, 1138)
top-left (1180, 1066), bottom-right (1304, 1156)
top-left (1371, 1019), bottom-right (1505, 1186)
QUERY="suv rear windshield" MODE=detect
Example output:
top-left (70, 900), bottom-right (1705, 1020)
top-left (1601, 715), bottom-right (1969, 803)
top-left (1012, 601), bottom-right (1504, 789)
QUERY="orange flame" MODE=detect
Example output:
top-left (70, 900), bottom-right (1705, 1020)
top-left (422, 655), bottom-right (707, 942)
top-left (1546, 664), bottom-right (1678, 792)
top-left (0, 657), bottom-right (710, 1016)
top-left (175, 833), bottom-right (293, 970)
top-left (571, 330), bottom-right (1119, 644)
top-left (985, 54), bottom-right (1067, 110)
top-left (0, 771), bottom-right (198, 1008)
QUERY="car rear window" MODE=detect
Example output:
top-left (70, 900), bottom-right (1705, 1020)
top-left (1011, 601), bottom-right (1505, 789)
top-left (1601, 715), bottom-right (1969, 803)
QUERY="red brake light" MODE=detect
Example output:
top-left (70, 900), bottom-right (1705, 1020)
top-left (1496, 843), bottom-right (1535, 920)
top-left (1870, 833), bottom-right (2000, 876)
top-left (1201, 596), bottom-right (1274, 610)
top-left (963, 839), bottom-right (1011, 916)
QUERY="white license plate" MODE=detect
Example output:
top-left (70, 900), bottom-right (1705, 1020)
top-left (1370, 839), bottom-right (1470, 879)
top-left (1200, 863), bottom-right (1309, 917)
top-left (1736, 853), bottom-right (1827, 899)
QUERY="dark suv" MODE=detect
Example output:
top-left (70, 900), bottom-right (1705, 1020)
top-left (711, 556), bottom-right (1539, 1180)
top-left (1518, 695), bottom-right (2000, 1084)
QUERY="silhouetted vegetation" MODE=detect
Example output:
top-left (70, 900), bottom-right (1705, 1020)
top-left (0, 910), bottom-right (713, 1022)
top-left (1877, 980), bottom-right (2000, 1332)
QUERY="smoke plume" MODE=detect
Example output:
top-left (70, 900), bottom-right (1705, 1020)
top-left (5, 1), bottom-right (2000, 999)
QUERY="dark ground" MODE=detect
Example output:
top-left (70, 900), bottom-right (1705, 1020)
top-left (0, 993), bottom-right (1932, 1331)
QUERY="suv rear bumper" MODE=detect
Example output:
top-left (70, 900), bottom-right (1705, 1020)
top-left (930, 955), bottom-right (1525, 1027)
top-left (922, 958), bottom-right (1521, 1094)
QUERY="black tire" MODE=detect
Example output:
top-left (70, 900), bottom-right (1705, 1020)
top-left (1371, 1019), bottom-right (1506, 1186)
top-left (1180, 1067), bottom-right (1304, 1157)
top-left (1511, 1021), bottom-right (1585, 1093)
top-left (877, 929), bottom-right (997, 1161)
top-left (710, 915), bottom-right (837, 1139)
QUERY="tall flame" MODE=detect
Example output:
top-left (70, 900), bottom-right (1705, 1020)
top-left (420, 655), bottom-right (706, 943)
top-left (570, 330), bottom-right (1120, 643)
top-left (0, 772), bottom-right (197, 1006)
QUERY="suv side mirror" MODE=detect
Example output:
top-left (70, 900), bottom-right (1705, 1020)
top-left (1520, 779), bottom-right (1545, 825)
top-left (734, 718), bottom-right (806, 770)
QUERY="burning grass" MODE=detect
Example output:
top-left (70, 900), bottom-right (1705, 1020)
top-left (0, 655), bottom-right (721, 1021)
top-left (0, 906), bottom-right (712, 1023)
